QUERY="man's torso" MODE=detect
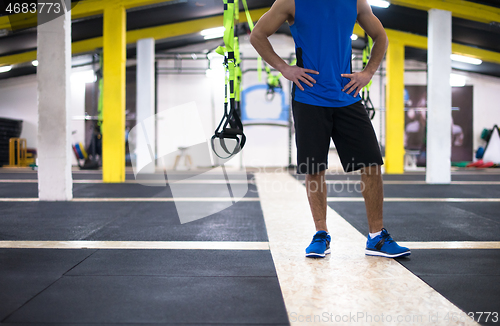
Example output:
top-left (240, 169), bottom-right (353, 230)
top-left (289, 0), bottom-right (361, 108)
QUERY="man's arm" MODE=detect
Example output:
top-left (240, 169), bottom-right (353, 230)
top-left (250, 0), bottom-right (318, 91)
top-left (342, 0), bottom-right (389, 97)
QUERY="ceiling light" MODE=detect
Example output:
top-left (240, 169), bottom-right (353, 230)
top-left (351, 34), bottom-right (358, 41)
top-left (200, 27), bottom-right (225, 40)
top-left (367, 0), bottom-right (390, 8)
top-left (71, 70), bottom-right (96, 84)
top-left (204, 34), bottom-right (224, 40)
top-left (0, 65), bottom-right (12, 73)
top-left (450, 74), bottom-right (466, 87)
top-left (450, 54), bottom-right (482, 65)
top-left (32, 60), bottom-right (38, 67)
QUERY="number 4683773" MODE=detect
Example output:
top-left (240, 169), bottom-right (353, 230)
top-left (5, 2), bottom-right (61, 14)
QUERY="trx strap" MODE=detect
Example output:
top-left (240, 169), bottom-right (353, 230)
top-left (264, 65), bottom-right (283, 101)
top-left (234, 0), bottom-right (242, 118)
top-left (242, 0), bottom-right (284, 101)
top-left (211, 0), bottom-right (246, 159)
top-left (361, 33), bottom-right (376, 120)
top-left (262, 58), bottom-right (296, 101)
top-left (241, 0), bottom-right (254, 31)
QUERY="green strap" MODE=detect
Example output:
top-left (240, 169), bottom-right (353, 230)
top-left (257, 56), bottom-right (262, 81)
top-left (242, 0), bottom-right (264, 82)
top-left (240, 1), bottom-right (294, 88)
top-left (233, 0), bottom-right (242, 102)
top-left (215, 46), bottom-right (225, 56)
top-left (234, 0), bottom-right (241, 104)
top-left (235, 0), bottom-right (240, 21)
top-left (235, 35), bottom-right (242, 103)
top-left (241, 0), bottom-right (254, 31)
top-left (362, 34), bottom-right (373, 92)
top-left (222, 0), bottom-right (236, 105)
top-left (223, 0), bottom-right (234, 53)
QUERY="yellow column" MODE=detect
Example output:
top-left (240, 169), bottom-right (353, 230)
top-left (102, 2), bottom-right (126, 182)
top-left (385, 39), bottom-right (405, 174)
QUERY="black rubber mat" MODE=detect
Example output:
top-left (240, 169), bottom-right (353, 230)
top-left (0, 182), bottom-right (259, 198)
top-left (4, 276), bottom-right (287, 324)
top-left (324, 184), bottom-right (500, 198)
top-left (67, 250), bottom-right (277, 277)
top-left (0, 324), bottom-right (289, 326)
top-left (451, 174), bottom-right (500, 181)
top-left (0, 172), bottom-right (255, 181)
top-left (0, 201), bottom-right (268, 241)
top-left (396, 250), bottom-right (500, 326)
top-left (293, 173), bottom-right (426, 181)
top-left (0, 173), bottom-right (38, 180)
top-left (85, 200), bottom-right (267, 241)
top-left (293, 173), bottom-right (500, 182)
top-left (328, 202), bottom-right (500, 241)
top-left (0, 172), bottom-right (108, 180)
top-left (0, 183), bottom-right (38, 197)
top-left (0, 249), bottom-right (96, 321)
top-left (165, 172), bottom-right (255, 181)
top-left (1, 249), bottom-right (289, 325)
top-left (73, 183), bottom-right (259, 198)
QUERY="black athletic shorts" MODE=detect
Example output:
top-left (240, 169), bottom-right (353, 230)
top-left (292, 99), bottom-right (384, 174)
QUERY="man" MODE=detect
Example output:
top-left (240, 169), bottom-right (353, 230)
top-left (250, 0), bottom-right (410, 258)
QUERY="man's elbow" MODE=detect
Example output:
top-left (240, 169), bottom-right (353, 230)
top-left (382, 33), bottom-right (389, 49)
top-left (249, 30), bottom-right (262, 48)
top-left (374, 31), bottom-right (389, 49)
top-left (249, 31), bottom-right (257, 47)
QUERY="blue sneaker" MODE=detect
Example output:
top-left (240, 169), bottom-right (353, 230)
top-left (305, 231), bottom-right (331, 258)
top-left (365, 228), bottom-right (410, 258)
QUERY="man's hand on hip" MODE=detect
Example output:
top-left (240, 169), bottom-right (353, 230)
top-left (282, 65), bottom-right (319, 91)
top-left (341, 70), bottom-right (373, 97)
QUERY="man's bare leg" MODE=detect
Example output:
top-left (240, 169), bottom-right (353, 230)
top-left (360, 165), bottom-right (384, 233)
top-left (305, 170), bottom-right (328, 232)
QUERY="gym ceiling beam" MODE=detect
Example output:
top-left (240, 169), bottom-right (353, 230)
top-left (388, 0), bottom-right (500, 25)
top-left (353, 25), bottom-right (500, 65)
top-left (1, 6), bottom-right (499, 67)
top-left (0, 7), bottom-right (268, 67)
top-left (0, 0), bottom-right (176, 31)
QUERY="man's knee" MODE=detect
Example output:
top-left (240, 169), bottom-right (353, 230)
top-left (306, 170), bottom-right (326, 180)
top-left (360, 164), bottom-right (381, 176)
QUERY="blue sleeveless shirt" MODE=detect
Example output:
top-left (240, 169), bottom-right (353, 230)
top-left (290, 0), bottom-right (361, 107)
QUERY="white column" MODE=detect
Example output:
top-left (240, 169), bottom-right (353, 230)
top-left (426, 9), bottom-right (452, 184)
top-left (37, 0), bottom-right (73, 200)
top-left (135, 38), bottom-right (156, 173)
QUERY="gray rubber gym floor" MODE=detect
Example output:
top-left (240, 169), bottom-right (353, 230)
top-left (1, 169), bottom-right (499, 325)
top-left (0, 170), bottom-right (288, 325)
